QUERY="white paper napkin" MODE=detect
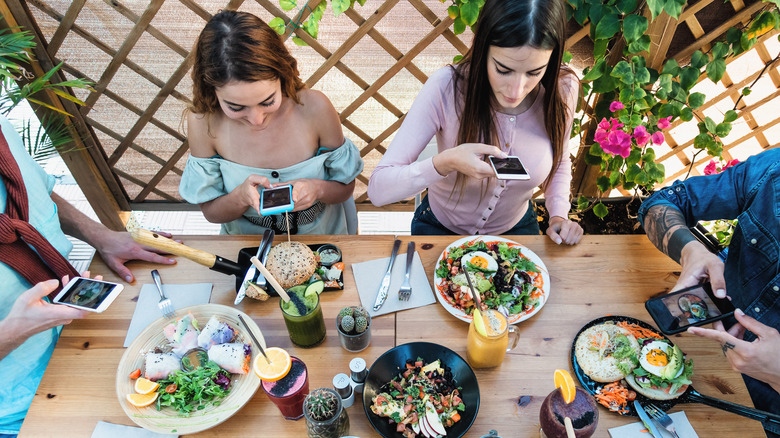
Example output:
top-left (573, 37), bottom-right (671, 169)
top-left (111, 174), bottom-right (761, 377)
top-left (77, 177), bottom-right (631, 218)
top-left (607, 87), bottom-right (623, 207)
top-left (123, 283), bottom-right (212, 347)
top-left (91, 421), bottom-right (177, 438)
top-left (608, 411), bottom-right (698, 437)
top-left (352, 251), bottom-right (435, 317)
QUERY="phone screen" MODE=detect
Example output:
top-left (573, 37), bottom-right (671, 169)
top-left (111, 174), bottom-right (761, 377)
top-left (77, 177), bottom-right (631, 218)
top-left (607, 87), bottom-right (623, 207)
top-left (54, 278), bottom-right (121, 310)
top-left (645, 282), bottom-right (735, 334)
top-left (262, 186), bottom-right (292, 209)
top-left (489, 156), bottom-right (529, 179)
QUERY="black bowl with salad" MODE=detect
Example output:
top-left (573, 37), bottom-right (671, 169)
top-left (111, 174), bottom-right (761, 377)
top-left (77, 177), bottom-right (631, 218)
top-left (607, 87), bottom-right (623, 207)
top-left (363, 342), bottom-right (479, 438)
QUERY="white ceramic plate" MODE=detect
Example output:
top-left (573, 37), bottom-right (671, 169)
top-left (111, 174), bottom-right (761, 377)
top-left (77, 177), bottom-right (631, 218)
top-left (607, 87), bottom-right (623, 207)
top-left (433, 235), bottom-right (550, 324)
top-left (116, 304), bottom-right (262, 435)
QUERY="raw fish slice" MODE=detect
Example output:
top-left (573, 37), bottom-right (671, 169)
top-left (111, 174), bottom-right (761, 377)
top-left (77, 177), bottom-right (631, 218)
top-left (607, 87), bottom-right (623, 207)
top-left (197, 315), bottom-right (235, 350)
top-left (144, 352), bottom-right (180, 381)
top-left (208, 343), bottom-right (251, 374)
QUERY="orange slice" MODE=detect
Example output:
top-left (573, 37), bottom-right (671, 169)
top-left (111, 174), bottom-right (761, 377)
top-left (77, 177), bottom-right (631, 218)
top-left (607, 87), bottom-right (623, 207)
top-left (127, 392), bottom-right (159, 407)
top-left (554, 369), bottom-right (576, 404)
top-left (253, 347), bottom-right (292, 382)
top-left (134, 377), bottom-right (159, 395)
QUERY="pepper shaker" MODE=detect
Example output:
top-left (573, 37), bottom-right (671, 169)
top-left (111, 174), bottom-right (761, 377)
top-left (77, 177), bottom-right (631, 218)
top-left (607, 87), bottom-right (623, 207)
top-left (333, 373), bottom-right (354, 408)
top-left (349, 357), bottom-right (367, 393)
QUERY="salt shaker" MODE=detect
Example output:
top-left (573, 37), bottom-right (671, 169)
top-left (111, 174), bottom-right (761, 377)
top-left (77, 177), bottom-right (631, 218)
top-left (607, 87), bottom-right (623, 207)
top-left (349, 357), bottom-right (367, 393)
top-left (333, 373), bottom-right (354, 408)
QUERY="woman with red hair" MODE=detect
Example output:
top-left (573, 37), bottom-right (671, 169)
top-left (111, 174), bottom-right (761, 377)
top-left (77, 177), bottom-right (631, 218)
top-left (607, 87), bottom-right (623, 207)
top-left (180, 10), bottom-right (363, 235)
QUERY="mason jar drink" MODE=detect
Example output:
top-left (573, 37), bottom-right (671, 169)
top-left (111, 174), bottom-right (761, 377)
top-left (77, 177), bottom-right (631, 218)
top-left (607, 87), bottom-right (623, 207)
top-left (466, 308), bottom-right (520, 368)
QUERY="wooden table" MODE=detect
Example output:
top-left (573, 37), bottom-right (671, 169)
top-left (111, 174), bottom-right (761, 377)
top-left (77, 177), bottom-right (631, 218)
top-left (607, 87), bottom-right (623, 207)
top-left (20, 235), bottom-right (766, 437)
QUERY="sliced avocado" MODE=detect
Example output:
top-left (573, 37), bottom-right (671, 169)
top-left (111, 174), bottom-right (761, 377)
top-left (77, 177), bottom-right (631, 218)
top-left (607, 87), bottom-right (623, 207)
top-left (662, 344), bottom-right (684, 380)
top-left (476, 278), bottom-right (492, 293)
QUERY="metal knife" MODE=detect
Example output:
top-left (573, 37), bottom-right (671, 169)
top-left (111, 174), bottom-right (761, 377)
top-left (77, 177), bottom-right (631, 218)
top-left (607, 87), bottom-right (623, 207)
top-left (372, 238), bottom-right (401, 311)
top-left (235, 229), bottom-right (275, 305)
top-left (634, 400), bottom-right (662, 438)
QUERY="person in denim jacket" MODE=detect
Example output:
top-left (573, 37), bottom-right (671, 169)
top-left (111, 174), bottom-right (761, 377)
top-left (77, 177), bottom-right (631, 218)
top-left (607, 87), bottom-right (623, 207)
top-left (638, 148), bottom-right (780, 417)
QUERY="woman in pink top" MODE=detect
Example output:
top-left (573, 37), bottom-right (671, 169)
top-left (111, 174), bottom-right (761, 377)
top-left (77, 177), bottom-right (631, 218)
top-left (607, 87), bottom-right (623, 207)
top-left (368, 0), bottom-right (582, 244)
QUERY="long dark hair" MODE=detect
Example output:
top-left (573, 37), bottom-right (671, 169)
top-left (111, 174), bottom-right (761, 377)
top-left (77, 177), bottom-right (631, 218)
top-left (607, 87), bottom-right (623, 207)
top-left (452, 0), bottom-right (573, 189)
top-left (190, 10), bottom-right (305, 115)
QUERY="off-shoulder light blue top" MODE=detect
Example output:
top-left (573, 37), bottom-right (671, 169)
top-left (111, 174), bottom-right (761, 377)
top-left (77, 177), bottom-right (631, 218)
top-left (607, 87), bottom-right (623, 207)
top-left (179, 138), bottom-right (363, 235)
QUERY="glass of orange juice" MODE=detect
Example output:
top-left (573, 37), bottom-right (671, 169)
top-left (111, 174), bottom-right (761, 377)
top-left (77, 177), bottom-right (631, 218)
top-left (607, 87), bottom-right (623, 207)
top-left (466, 309), bottom-right (520, 368)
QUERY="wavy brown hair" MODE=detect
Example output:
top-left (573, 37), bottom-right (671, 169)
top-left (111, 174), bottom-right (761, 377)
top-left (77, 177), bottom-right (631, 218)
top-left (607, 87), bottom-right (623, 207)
top-left (452, 0), bottom-right (575, 190)
top-left (190, 10), bottom-right (305, 115)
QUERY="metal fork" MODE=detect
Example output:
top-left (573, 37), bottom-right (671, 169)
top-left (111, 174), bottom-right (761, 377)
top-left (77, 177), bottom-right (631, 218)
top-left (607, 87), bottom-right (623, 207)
top-left (151, 269), bottom-right (175, 319)
top-left (398, 241), bottom-right (415, 301)
top-left (644, 403), bottom-right (680, 438)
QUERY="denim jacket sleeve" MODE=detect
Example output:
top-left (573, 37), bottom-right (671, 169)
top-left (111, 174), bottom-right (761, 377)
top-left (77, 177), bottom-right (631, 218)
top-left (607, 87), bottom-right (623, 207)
top-left (638, 148), bottom-right (780, 229)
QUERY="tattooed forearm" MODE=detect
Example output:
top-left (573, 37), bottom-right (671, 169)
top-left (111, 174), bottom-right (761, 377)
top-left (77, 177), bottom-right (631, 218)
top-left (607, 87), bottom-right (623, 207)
top-left (722, 342), bottom-right (736, 355)
top-left (643, 205), bottom-right (697, 263)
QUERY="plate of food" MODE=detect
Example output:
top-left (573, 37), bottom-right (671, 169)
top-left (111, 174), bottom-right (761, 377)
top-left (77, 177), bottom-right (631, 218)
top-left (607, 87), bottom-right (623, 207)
top-left (433, 235), bottom-right (549, 324)
top-left (363, 342), bottom-right (479, 438)
top-left (116, 304), bottom-right (262, 434)
top-left (570, 315), bottom-right (694, 416)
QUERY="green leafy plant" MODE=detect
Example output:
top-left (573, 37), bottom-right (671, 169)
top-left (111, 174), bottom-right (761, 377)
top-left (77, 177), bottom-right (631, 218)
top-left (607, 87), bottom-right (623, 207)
top-left (0, 22), bottom-right (93, 161)
top-left (570, 0), bottom-right (780, 217)
top-left (270, 0), bottom-right (366, 46)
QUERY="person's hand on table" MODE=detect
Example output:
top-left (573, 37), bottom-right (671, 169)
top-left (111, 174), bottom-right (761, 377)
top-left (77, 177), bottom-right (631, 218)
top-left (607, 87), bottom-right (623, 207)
top-left (688, 309), bottom-right (780, 394)
top-left (546, 216), bottom-right (583, 245)
top-left (675, 241), bottom-right (728, 297)
top-left (91, 229), bottom-right (178, 283)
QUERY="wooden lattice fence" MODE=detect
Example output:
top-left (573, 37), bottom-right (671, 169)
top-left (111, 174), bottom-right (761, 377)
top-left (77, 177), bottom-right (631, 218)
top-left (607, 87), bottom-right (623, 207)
top-left (1, 0), bottom-right (778, 229)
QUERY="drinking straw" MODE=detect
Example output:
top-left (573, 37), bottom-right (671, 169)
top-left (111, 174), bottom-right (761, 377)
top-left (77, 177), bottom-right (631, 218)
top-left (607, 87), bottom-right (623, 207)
top-left (238, 314), bottom-right (271, 364)
top-left (250, 256), bottom-right (291, 302)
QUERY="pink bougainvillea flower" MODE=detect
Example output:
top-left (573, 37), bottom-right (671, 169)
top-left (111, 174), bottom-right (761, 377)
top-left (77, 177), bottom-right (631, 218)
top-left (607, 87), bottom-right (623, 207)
top-left (609, 100), bottom-right (625, 112)
top-left (651, 131), bottom-right (665, 145)
top-left (725, 159), bottom-right (740, 169)
top-left (633, 125), bottom-right (651, 147)
top-left (610, 118), bottom-right (624, 131)
top-left (594, 128), bottom-right (608, 146)
top-left (603, 129), bottom-right (632, 158)
top-left (598, 118), bottom-right (612, 131)
top-left (657, 116), bottom-right (672, 130)
top-left (704, 159), bottom-right (718, 175)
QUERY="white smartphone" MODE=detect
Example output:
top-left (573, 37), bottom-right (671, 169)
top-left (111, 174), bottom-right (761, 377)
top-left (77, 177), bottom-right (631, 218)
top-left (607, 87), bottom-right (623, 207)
top-left (260, 184), bottom-right (295, 215)
top-left (52, 277), bottom-right (124, 312)
top-left (489, 155), bottom-right (530, 180)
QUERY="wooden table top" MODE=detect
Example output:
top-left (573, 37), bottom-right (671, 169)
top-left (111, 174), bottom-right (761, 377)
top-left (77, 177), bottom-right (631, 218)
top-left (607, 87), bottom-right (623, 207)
top-left (20, 235), bottom-right (765, 437)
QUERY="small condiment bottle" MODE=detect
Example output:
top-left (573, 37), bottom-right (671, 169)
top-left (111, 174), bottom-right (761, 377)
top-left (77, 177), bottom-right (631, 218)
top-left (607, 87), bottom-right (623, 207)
top-left (349, 357), bottom-right (367, 393)
top-left (333, 373), bottom-right (354, 408)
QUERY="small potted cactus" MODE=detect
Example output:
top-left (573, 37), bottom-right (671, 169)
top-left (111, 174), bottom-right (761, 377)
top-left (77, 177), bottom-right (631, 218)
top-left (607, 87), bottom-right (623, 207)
top-left (335, 306), bottom-right (371, 352)
top-left (303, 387), bottom-right (350, 438)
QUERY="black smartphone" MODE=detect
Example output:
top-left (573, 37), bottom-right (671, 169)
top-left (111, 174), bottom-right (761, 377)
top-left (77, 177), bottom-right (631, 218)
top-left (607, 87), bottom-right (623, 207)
top-left (52, 277), bottom-right (124, 313)
top-left (260, 184), bottom-right (294, 215)
top-left (645, 282), bottom-right (735, 334)
top-left (488, 155), bottom-right (530, 180)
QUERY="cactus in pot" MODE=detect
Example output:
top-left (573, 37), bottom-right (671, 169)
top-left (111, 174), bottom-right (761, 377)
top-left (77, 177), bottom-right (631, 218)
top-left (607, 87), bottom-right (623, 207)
top-left (303, 388), bottom-right (349, 438)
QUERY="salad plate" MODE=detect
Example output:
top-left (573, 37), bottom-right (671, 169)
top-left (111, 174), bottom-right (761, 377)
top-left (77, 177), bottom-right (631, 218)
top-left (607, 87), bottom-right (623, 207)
top-left (116, 304), bottom-right (262, 435)
top-left (363, 342), bottom-right (479, 438)
top-left (433, 235), bottom-right (550, 324)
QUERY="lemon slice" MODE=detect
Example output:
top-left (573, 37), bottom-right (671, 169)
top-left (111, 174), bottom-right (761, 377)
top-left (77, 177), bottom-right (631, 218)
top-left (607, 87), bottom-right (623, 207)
top-left (253, 347), bottom-right (292, 382)
top-left (554, 369), bottom-right (577, 404)
top-left (134, 377), bottom-right (159, 395)
top-left (472, 307), bottom-right (487, 337)
top-left (127, 392), bottom-right (159, 407)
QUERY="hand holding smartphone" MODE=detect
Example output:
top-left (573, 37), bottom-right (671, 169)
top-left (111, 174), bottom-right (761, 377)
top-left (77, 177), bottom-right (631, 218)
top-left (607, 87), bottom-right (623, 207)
top-left (52, 277), bottom-right (124, 313)
top-left (488, 155), bottom-right (530, 180)
top-left (645, 282), bottom-right (735, 334)
top-left (260, 184), bottom-right (294, 215)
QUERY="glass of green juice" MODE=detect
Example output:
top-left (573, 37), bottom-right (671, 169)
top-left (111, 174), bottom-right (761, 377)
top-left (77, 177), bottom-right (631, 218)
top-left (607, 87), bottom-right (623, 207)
top-left (280, 285), bottom-right (327, 348)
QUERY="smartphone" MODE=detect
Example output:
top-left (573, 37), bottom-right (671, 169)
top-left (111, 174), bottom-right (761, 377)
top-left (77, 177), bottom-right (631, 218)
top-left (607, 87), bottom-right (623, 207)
top-left (645, 282), bottom-right (735, 334)
top-left (260, 184), bottom-right (294, 215)
top-left (488, 155), bottom-right (530, 180)
top-left (52, 277), bottom-right (124, 313)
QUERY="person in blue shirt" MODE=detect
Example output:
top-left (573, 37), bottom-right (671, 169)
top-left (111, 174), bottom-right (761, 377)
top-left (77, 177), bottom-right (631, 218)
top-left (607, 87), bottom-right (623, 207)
top-left (0, 116), bottom-right (177, 437)
top-left (638, 148), bottom-right (780, 418)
